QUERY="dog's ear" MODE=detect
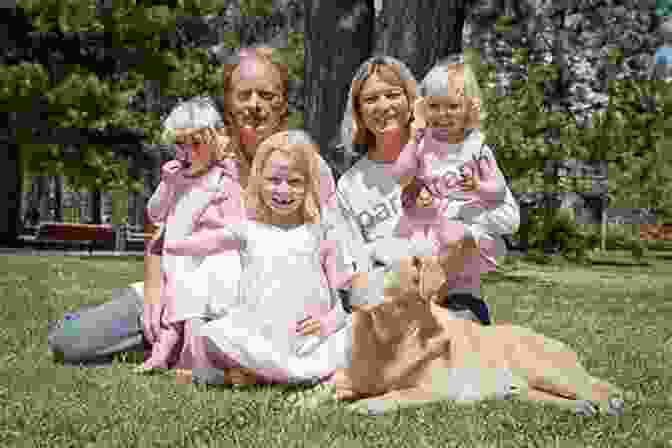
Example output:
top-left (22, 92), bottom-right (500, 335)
top-left (419, 257), bottom-right (448, 302)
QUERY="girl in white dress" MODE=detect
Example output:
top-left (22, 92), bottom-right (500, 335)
top-left (139, 97), bottom-right (245, 372)
top-left (165, 130), bottom-right (353, 385)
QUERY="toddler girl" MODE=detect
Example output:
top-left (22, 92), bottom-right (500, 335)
top-left (139, 97), bottom-right (245, 372)
top-left (388, 59), bottom-right (519, 325)
top-left (165, 130), bottom-right (353, 385)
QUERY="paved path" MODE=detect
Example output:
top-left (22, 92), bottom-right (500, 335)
top-left (0, 248), bottom-right (144, 257)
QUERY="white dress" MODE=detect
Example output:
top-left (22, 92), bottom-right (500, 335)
top-left (198, 221), bottom-right (352, 383)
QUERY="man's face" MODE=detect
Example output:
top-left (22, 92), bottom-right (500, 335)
top-left (226, 59), bottom-right (287, 146)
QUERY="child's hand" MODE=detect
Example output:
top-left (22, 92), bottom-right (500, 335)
top-left (459, 159), bottom-right (480, 193)
top-left (296, 317), bottom-right (322, 337)
top-left (461, 156), bottom-right (504, 208)
top-left (162, 160), bottom-right (184, 184)
top-left (410, 98), bottom-right (427, 138)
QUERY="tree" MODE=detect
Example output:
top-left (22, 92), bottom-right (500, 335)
top-left (303, 0), bottom-right (375, 177)
top-left (373, 0), bottom-right (469, 79)
top-left (304, 0), bottom-right (472, 177)
top-left (0, 1), bottom-right (237, 245)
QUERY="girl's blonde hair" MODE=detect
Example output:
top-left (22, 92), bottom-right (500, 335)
top-left (245, 130), bottom-right (322, 225)
top-left (345, 56), bottom-right (418, 150)
top-left (420, 61), bottom-right (483, 129)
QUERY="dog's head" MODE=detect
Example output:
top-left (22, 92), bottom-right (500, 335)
top-left (381, 254), bottom-right (450, 305)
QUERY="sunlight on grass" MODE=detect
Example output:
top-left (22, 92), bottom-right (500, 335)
top-left (0, 253), bottom-right (670, 446)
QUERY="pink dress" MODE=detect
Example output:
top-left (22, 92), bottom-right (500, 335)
top-left (143, 160), bottom-right (245, 368)
top-left (387, 129), bottom-right (513, 297)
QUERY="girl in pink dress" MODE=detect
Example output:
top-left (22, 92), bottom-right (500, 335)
top-left (139, 97), bottom-right (245, 372)
top-left (387, 59), bottom-right (519, 324)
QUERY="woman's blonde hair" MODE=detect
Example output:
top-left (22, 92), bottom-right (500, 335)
top-left (344, 56), bottom-right (418, 151)
top-left (420, 61), bottom-right (483, 129)
top-left (245, 130), bottom-right (322, 225)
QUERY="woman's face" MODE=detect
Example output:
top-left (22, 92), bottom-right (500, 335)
top-left (358, 72), bottom-right (411, 137)
top-left (227, 59), bottom-right (287, 149)
top-left (260, 150), bottom-right (306, 219)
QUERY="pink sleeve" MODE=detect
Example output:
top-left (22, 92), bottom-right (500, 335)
top-left (393, 215), bottom-right (415, 239)
top-left (318, 307), bottom-right (346, 338)
top-left (435, 219), bottom-right (469, 256)
top-left (146, 181), bottom-right (176, 224)
top-left (319, 240), bottom-right (354, 290)
top-left (164, 228), bottom-right (240, 257)
top-left (319, 159), bottom-right (338, 209)
top-left (316, 240), bottom-right (352, 337)
top-left (389, 141), bottom-right (420, 179)
top-left (195, 180), bottom-right (245, 230)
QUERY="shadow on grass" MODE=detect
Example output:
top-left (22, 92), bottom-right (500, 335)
top-left (75, 255), bottom-right (145, 262)
top-left (589, 259), bottom-right (651, 267)
top-left (51, 348), bottom-right (147, 368)
top-left (483, 270), bottom-right (547, 285)
top-left (652, 253), bottom-right (672, 261)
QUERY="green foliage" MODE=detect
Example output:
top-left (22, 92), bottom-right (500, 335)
top-left (239, 0), bottom-right (274, 17)
top-left (468, 34), bottom-right (672, 249)
top-left (287, 111), bottom-right (304, 129)
top-left (9, 1), bottom-right (232, 191)
top-left (273, 32), bottom-right (305, 82)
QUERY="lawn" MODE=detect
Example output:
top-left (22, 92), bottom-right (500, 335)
top-left (0, 251), bottom-right (671, 447)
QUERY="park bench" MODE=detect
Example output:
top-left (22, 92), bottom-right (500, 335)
top-left (33, 222), bottom-right (115, 254)
top-left (123, 226), bottom-right (154, 252)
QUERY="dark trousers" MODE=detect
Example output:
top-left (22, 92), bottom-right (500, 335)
top-left (438, 293), bottom-right (492, 325)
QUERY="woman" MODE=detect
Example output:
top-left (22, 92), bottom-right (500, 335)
top-left (335, 55), bottom-right (518, 312)
top-left (48, 46), bottom-right (343, 368)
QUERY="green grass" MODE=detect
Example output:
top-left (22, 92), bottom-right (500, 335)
top-left (1, 252), bottom-right (671, 447)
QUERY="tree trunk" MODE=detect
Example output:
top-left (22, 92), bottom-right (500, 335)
top-left (53, 175), bottom-right (63, 222)
top-left (36, 176), bottom-right (50, 221)
top-left (0, 141), bottom-right (22, 246)
top-left (303, 0), bottom-right (375, 178)
top-left (373, 0), bottom-right (467, 79)
top-left (88, 190), bottom-right (103, 224)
